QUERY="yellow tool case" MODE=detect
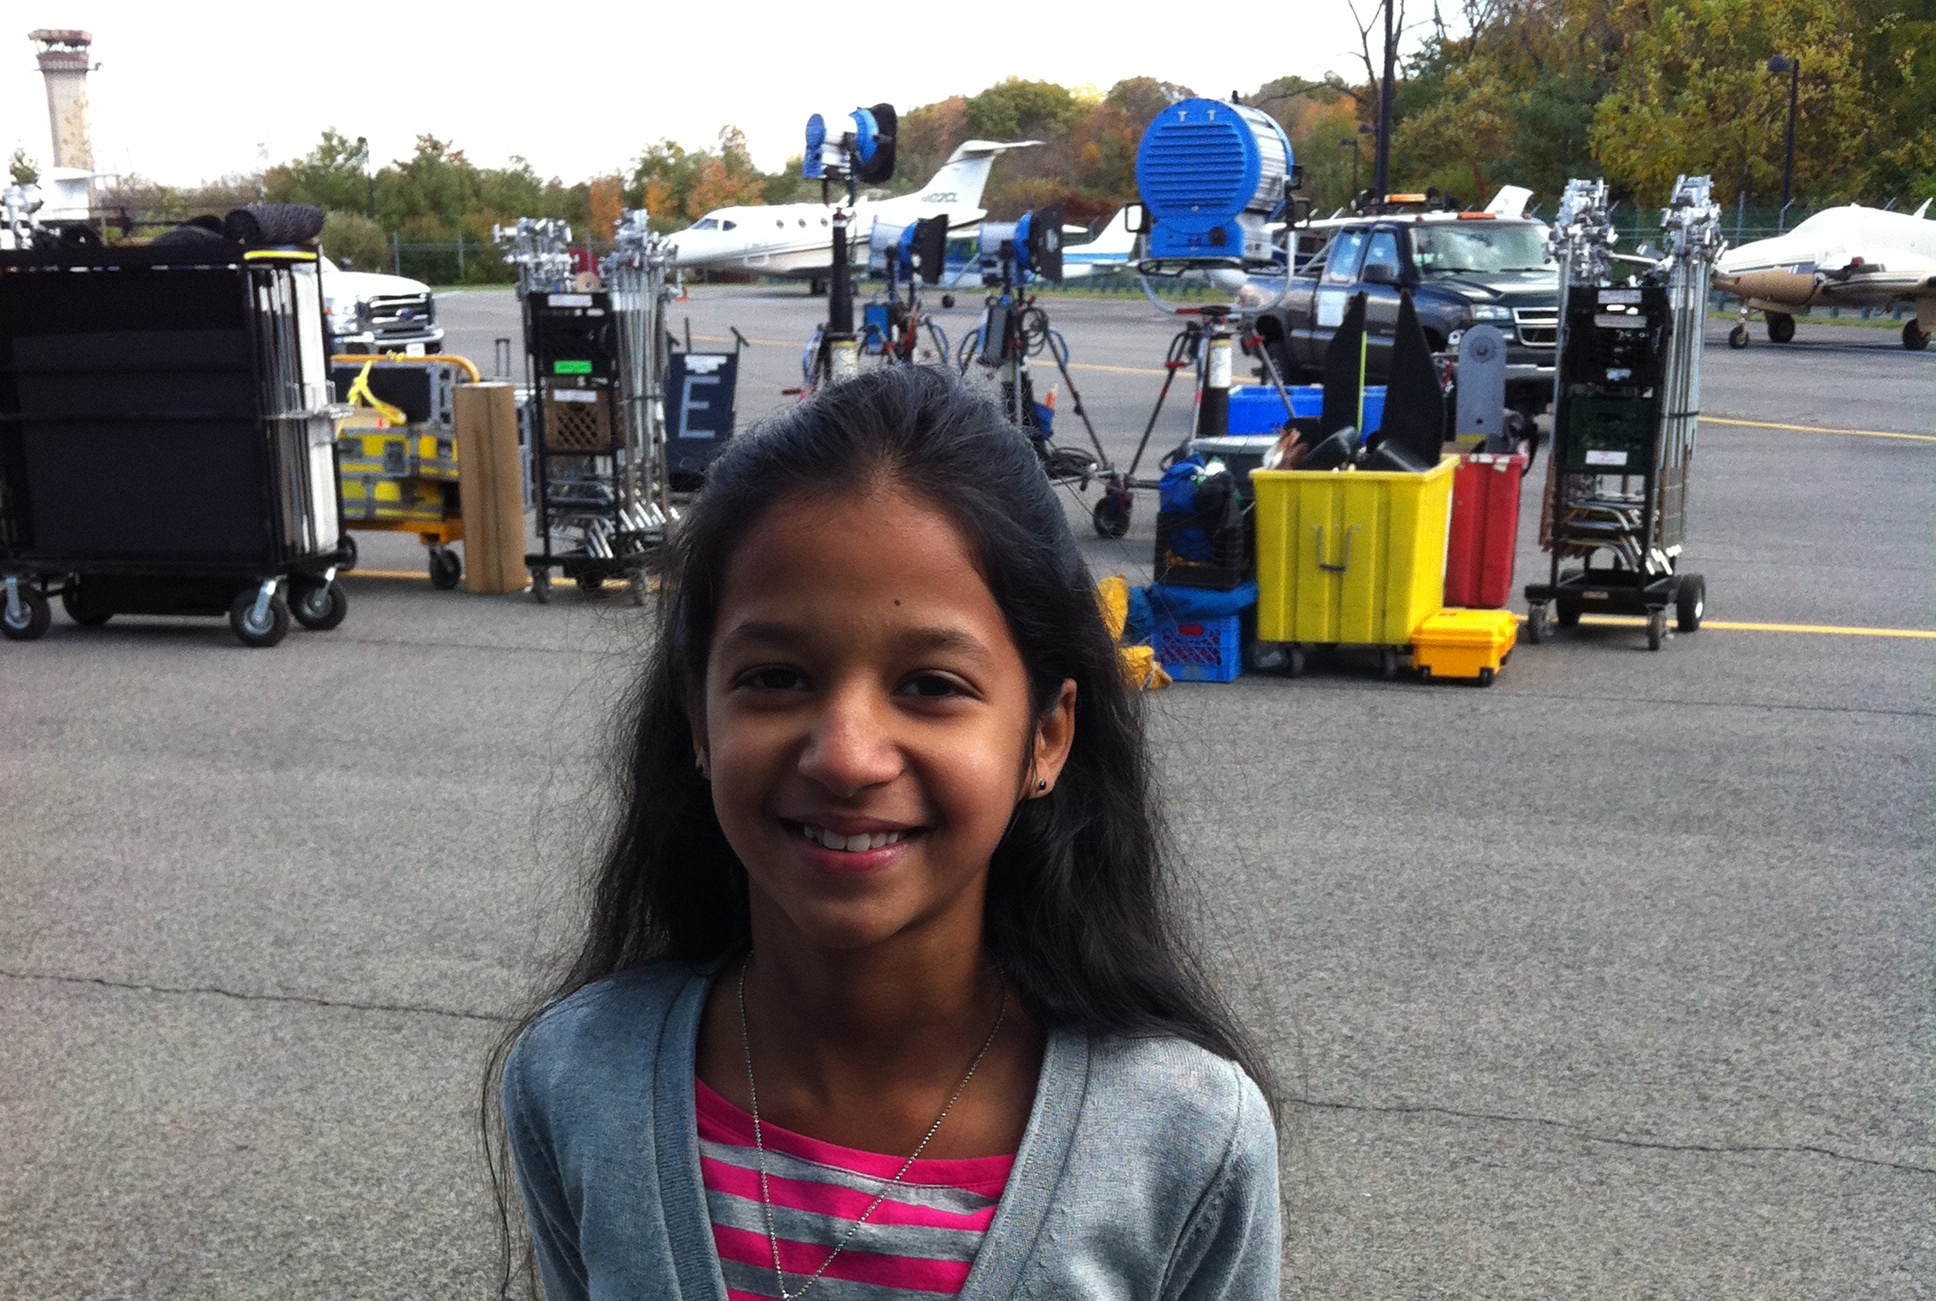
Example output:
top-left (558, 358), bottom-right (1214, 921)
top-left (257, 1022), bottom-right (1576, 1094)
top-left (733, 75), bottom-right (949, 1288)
top-left (1411, 608), bottom-right (1519, 686)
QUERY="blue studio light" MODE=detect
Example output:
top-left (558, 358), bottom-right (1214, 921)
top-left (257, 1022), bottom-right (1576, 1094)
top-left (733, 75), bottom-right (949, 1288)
top-left (803, 114), bottom-right (827, 179)
top-left (1135, 98), bottom-right (1294, 264)
top-left (850, 108), bottom-right (880, 168)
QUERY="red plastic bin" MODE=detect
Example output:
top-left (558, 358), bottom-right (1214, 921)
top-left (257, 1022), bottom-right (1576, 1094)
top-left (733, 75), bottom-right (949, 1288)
top-left (1444, 453), bottom-right (1527, 609)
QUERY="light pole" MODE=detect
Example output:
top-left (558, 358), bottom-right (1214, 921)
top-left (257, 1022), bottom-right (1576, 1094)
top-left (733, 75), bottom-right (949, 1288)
top-left (356, 135), bottom-right (374, 220)
top-left (1373, 0), bottom-right (1396, 203)
top-left (1765, 55), bottom-right (1799, 231)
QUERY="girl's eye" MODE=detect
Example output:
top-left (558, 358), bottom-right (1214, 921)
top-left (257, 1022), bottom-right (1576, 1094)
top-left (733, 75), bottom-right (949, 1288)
top-left (901, 672), bottom-right (970, 700)
top-left (737, 666), bottom-right (807, 692)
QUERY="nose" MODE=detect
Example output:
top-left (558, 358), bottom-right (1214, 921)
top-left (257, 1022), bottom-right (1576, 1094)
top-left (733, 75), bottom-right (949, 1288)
top-left (797, 684), bottom-right (901, 798)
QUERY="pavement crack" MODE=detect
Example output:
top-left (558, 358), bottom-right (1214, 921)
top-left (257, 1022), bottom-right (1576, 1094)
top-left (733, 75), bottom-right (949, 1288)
top-left (1286, 1094), bottom-right (1936, 1175)
top-left (0, 967), bottom-right (515, 1025)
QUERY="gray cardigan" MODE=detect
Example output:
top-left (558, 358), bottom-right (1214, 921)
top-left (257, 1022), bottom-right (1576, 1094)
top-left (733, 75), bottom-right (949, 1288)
top-left (502, 965), bottom-right (1281, 1300)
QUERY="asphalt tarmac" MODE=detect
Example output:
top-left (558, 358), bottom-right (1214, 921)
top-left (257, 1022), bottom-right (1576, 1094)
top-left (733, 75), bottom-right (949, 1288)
top-left (3, 285), bottom-right (1930, 1299)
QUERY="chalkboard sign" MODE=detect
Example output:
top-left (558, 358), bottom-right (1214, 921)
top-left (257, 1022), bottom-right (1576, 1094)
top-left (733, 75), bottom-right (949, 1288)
top-left (666, 352), bottom-right (738, 484)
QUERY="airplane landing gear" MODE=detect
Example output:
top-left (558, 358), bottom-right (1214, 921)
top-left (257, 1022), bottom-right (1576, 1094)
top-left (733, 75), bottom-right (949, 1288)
top-left (1728, 323), bottom-right (1750, 349)
top-left (1766, 312), bottom-right (1796, 344)
top-left (1904, 319), bottom-right (1931, 352)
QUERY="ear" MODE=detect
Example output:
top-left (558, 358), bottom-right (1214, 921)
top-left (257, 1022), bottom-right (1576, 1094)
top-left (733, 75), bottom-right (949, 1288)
top-left (1026, 679), bottom-right (1078, 798)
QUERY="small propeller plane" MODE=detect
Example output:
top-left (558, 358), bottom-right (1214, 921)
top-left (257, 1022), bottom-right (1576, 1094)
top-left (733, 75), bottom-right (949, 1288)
top-left (1711, 201), bottom-right (1936, 351)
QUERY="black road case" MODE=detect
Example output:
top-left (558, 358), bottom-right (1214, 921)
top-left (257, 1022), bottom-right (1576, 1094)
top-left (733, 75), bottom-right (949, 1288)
top-left (0, 242), bottom-right (349, 646)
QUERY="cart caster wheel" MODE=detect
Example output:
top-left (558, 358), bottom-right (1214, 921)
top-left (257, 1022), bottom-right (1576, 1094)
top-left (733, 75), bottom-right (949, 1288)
top-left (629, 576), bottom-right (650, 607)
top-left (1092, 492), bottom-right (1132, 539)
top-left (61, 585), bottom-right (112, 627)
top-left (1905, 320), bottom-right (1932, 352)
top-left (1555, 596), bottom-right (1581, 627)
top-left (2, 584), bottom-right (51, 641)
top-left (1646, 608), bottom-right (1667, 651)
top-left (1247, 642), bottom-right (1287, 672)
top-left (1286, 645), bottom-right (1307, 678)
top-left (1675, 573), bottom-right (1705, 632)
top-left (428, 546), bottom-right (462, 591)
top-left (576, 571), bottom-right (605, 594)
top-left (291, 580), bottom-right (348, 632)
top-left (1727, 324), bottom-right (1750, 350)
top-left (337, 534), bottom-right (359, 571)
top-left (1477, 667), bottom-right (1495, 687)
top-left (229, 589), bottom-right (290, 648)
top-left (1526, 604), bottom-right (1550, 644)
top-left (1416, 665), bottom-right (1432, 683)
top-left (1379, 648), bottom-right (1399, 679)
top-left (532, 572), bottom-right (551, 604)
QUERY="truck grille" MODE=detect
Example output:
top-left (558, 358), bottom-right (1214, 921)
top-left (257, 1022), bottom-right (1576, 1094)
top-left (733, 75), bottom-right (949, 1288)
top-left (368, 293), bottom-right (435, 338)
top-left (1514, 307), bottom-right (1557, 348)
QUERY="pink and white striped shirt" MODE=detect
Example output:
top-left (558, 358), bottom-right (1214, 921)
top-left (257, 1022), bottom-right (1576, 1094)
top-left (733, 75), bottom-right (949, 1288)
top-left (695, 1080), bottom-right (1014, 1300)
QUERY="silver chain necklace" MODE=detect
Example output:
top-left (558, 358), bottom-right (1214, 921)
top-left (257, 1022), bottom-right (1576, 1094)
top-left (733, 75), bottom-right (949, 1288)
top-left (735, 955), bottom-right (1007, 1301)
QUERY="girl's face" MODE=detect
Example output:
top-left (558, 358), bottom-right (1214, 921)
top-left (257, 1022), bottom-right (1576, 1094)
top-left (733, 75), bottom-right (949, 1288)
top-left (697, 486), bottom-right (1075, 955)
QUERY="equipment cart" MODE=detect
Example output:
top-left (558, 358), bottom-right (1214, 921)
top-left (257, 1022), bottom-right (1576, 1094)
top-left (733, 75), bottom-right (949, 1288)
top-left (1524, 177), bottom-right (1721, 651)
top-left (0, 241), bottom-right (348, 647)
top-left (499, 214), bottom-right (675, 603)
top-left (331, 354), bottom-right (481, 587)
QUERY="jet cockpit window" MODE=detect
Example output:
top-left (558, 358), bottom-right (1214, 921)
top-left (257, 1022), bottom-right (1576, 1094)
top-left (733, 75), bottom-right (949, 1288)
top-left (721, 220), bottom-right (737, 231)
top-left (691, 218), bottom-right (719, 231)
top-left (1411, 223), bottom-right (1549, 275)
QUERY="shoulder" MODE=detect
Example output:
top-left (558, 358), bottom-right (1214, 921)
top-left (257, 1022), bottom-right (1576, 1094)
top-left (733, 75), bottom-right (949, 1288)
top-left (1081, 1034), bottom-right (1276, 1174)
top-left (503, 965), bottom-right (701, 1116)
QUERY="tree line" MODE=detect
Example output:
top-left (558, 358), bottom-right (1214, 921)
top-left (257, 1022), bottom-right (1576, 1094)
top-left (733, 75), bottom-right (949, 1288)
top-left (82, 0), bottom-right (1931, 282)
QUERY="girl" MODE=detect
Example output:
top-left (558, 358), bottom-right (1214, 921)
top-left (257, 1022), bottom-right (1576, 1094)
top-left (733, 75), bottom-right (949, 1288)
top-left (491, 366), bottom-right (1280, 1300)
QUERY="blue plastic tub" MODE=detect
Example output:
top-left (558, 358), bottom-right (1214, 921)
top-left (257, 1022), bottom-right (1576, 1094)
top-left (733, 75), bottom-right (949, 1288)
top-left (1226, 384), bottom-right (1385, 436)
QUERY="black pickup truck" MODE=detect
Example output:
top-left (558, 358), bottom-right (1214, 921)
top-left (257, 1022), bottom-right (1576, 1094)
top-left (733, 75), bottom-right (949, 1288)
top-left (1244, 215), bottom-right (1560, 417)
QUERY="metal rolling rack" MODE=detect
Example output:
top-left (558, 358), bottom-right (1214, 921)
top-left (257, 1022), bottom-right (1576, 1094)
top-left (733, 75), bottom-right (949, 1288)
top-left (1525, 176), bottom-right (1721, 651)
top-left (0, 241), bottom-right (348, 647)
top-left (496, 216), bottom-right (672, 603)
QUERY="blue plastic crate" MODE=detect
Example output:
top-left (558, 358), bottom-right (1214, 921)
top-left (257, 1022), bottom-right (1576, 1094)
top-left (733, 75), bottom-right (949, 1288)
top-left (1155, 613), bottom-right (1243, 682)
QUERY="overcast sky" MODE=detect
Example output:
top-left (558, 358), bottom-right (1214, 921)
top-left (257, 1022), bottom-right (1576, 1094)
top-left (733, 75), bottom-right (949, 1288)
top-left (8, 3), bottom-right (1432, 187)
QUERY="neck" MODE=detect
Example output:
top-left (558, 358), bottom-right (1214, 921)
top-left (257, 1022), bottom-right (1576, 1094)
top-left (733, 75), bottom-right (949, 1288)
top-left (740, 913), bottom-right (1003, 1093)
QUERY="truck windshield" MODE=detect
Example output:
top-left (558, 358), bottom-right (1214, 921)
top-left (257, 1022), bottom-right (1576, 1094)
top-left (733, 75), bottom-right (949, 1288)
top-left (1411, 223), bottom-right (1549, 275)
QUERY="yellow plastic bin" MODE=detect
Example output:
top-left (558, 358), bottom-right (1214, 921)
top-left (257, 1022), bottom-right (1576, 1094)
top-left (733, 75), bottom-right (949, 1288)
top-left (1251, 455), bottom-right (1455, 675)
top-left (1412, 608), bottom-right (1519, 685)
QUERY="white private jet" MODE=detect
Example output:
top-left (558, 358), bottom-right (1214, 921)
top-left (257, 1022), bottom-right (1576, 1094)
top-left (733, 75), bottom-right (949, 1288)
top-left (1712, 201), bottom-right (1936, 350)
top-left (665, 140), bottom-right (1039, 286)
top-left (1061, 207), bottom-right (1139, 279)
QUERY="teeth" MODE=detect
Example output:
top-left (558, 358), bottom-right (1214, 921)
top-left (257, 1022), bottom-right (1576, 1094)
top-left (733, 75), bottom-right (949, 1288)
top-left (799, 824), bottom-right (906, 853)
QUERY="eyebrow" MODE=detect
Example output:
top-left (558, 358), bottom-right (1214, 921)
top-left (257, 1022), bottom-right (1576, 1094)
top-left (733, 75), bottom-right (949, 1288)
top-left (716, 619), bottom-right (994, 660)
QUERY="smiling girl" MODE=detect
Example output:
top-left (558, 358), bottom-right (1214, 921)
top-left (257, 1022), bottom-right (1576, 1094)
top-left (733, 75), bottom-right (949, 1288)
top-left (492, 367), bottom-right (1279, 1300)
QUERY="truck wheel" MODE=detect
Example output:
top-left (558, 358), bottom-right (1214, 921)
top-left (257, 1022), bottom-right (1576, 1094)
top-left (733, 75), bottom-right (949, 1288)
top-left (1766, 313), bottom-right (1795, 344)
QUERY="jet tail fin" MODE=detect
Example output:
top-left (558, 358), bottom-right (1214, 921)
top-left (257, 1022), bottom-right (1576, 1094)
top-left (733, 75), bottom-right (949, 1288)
top-left (1075, 207), bottom-right (1137, 256)
top-left (1915, 198), bottom-right (1932, 220)
top-left (907, 140), bottom-right (1042, 213)
top-left (1484, 186), bottom-right (1534, 220)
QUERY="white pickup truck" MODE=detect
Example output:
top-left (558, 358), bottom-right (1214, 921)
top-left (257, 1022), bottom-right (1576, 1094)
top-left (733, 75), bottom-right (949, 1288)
top-left (320, 257), bottom-right (444, 355)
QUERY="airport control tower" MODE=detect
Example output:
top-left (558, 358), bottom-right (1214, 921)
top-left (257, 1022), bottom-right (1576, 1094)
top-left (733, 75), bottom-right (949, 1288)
top-left (31, 28), bottom-right (95, 172)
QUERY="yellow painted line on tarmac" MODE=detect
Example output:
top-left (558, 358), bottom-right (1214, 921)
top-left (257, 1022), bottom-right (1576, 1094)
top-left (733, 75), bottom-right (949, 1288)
top-left (1701, 416), bottom-right (1936, 444)
top-left (343, 569), bottom-right (430, 583)
top-left (1532, 612), bottom-right (1936, 640)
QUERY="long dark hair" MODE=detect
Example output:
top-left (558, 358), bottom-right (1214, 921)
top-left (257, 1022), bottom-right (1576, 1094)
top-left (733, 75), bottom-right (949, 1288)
top-left (484, 366), bottom-right (1271, 1294)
